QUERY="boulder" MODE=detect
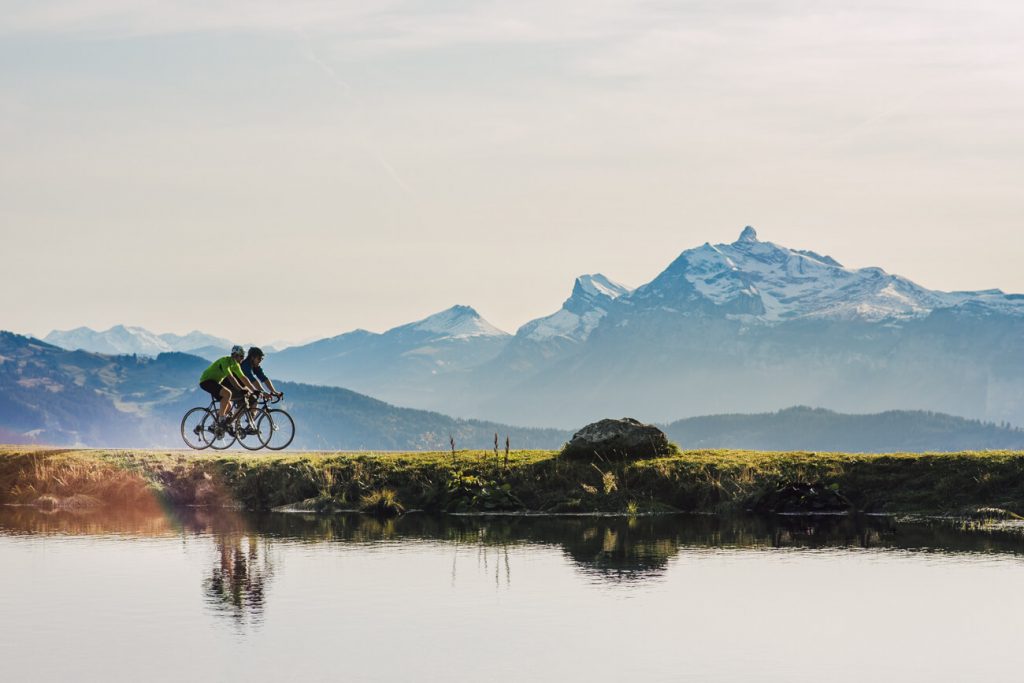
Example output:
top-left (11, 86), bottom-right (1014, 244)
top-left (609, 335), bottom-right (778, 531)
top-left (562, 418), bottom-right (673, 461)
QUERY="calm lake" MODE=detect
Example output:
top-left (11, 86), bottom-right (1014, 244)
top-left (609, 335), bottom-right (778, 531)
top-left (2, 508), bottom-right (1023, 682)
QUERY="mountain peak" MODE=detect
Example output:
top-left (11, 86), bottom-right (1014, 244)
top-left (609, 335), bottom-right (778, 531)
top-left (571, 274), bottom-right (631, 301)
top-left (518, 274), bottom-right (631, 343)
top-left (630, 227), bottom-right (1024, 323)
top-left (737, 226), bottom-right (758, 243)
top-left (406, 305), bottom-right (508, 340)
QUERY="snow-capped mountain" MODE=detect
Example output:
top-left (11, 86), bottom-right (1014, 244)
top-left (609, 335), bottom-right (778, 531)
top-left (631, 226), bottom-right (1024, 322)
top-left (269, 306), bottom-right (510, 406)
top-left (453, 227), bottom-right (1024, 426)
top-left (44, 326), bottom-right (232, 357)
top-left (518, 274), bottom-right (631, 343)
top-left (45, 325), bottom-right (172, 356)
top-left (39, 227), bottom-right (1024, 429)
top-left (393, 305), bottom-right (508, 341)
top-left (259, 228), bottom-right (1024, 427)
top-left (159, 330), bottom-right (233, 353)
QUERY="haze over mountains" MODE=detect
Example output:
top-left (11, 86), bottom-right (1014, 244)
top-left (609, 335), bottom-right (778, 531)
top-left (37, 226), bottom-right (1024, 430)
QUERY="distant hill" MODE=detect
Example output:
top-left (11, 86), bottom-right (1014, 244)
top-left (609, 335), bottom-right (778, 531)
top-left (4, 331), bottom-right (1023, 453)
top-left (664, 406), bottom-right (1024, 453)
top-left (0, 332), bottom-right (566, 450)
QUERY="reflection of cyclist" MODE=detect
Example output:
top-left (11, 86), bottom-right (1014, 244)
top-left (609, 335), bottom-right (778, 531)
top-left (198, 345), bottom-right (261, 425)
top-left (241, 347), bottom-right (283, 399)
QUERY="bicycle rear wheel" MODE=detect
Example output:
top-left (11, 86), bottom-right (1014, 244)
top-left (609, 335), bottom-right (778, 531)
top-left (181, 407), bottom-right (212, 450)
top-left (259, 409), bottom-right (295, 450)
top-left (202, 412), bottom-right (238, 450)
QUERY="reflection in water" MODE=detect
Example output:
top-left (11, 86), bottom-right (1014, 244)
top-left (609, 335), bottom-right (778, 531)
top-left (205, 532), bottom-right (272, 626)
top-left (7, 510), bottom-right (1024, 681)
top-left (3, 507), bottom-right (1024, 611)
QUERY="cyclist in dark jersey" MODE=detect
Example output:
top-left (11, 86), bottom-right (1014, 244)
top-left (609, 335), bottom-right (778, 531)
top-left (198, 345), bottom-right (261, 425)
top-left (241, 347), bottom-right (283, 399)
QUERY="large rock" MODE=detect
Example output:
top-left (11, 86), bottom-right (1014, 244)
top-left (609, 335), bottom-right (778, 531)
top-left (562, 418), bottom-right (673, 461)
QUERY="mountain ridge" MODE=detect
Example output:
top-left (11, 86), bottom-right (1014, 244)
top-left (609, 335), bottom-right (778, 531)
top-left (28, 226), bottom-right (1024, 427)
top-left (0, 331), bottom-right (563, 449)
top-left (4, 331), bottom-right (1024, 452)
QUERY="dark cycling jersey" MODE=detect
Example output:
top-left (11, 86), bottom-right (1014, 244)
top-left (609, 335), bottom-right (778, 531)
top-left (240, 358), bottom-right (269, 385)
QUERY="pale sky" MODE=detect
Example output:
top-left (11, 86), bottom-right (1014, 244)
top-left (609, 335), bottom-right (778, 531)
top-left (2, 0), bottom-right (1022, 342)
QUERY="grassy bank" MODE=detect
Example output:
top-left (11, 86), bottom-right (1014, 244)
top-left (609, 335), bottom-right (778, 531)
top-left (3, 446), bottom-right (1024, 516)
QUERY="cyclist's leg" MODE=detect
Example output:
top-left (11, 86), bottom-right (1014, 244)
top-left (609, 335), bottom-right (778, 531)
top-left (199, 380), bottom-right (230, 420)
top-left (223, 376), bottom-right (246, 421)
top-left (219, 385), bottom-right (233, 420)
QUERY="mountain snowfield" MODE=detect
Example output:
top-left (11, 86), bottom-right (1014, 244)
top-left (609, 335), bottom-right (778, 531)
top-left (44, 325), bottom-right (232, 356)
top-left (32, 227), bottom-right (1024, 427)
top-left (398, 304), bottom-right (509, 340)
top-left (631, 226), bottom-right (1024, 323)
top-left (41, 326), bottom-right (302, 360)
top-left (519, 274), bottom-right (632, 343)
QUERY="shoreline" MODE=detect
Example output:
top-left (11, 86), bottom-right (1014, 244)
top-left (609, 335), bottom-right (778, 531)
top-left (3, 446), bottom-right (1024, 518)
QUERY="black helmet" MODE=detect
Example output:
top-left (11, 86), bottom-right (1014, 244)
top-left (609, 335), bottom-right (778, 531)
top-left (247, 346), bottom-right (264, 360)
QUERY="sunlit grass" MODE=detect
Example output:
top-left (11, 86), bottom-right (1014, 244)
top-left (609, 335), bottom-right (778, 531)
top-left (3, 445), bottom-right (1024, 516)
top-left (359, 488), bottom-right (405, 517)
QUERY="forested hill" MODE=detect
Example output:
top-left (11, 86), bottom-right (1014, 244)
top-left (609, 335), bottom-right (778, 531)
top-left (3, 331), bottom-right (1023, 452)
top-left (0, 332), bottom-right (568, 450)
top-left (664, 407), bottom-right (1024, 453)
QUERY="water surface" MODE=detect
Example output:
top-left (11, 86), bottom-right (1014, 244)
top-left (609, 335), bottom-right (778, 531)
top-left (2, 508), bottom-right (1023, 682)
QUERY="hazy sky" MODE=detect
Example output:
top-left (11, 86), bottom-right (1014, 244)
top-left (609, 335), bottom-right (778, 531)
top-left (2, 0), bottom-right (1022, 343)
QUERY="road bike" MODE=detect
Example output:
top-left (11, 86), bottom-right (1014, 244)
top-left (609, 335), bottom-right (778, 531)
top-left (181, 394), bottom-right (270, 450)
top-left (180, 393), bottom-right (294, 450)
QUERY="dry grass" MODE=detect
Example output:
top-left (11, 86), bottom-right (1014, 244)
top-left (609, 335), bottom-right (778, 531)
top-left (3, 450), bottom-right (157, 509)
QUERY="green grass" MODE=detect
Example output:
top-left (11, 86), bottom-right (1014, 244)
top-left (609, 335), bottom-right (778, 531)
top-left (3, 446), bottom-right (1024, 516)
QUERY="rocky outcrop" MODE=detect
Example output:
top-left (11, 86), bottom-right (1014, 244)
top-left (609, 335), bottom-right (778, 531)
top-left (561, 418), bottom-right (673, 461)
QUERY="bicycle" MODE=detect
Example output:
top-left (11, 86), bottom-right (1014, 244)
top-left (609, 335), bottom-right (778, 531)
top-left (180, 393), bottom-right (273, 451)
top-left (255, 394), bottom-right (295, 450)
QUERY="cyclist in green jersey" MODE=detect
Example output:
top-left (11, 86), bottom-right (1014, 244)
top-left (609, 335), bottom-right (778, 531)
top-left (198, 345), bottom-right (261, 425)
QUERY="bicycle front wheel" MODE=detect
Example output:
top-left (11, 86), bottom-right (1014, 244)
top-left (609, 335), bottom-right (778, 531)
top-left (259, 409), bottom-right (295, 450)
top-left (181, 407), bottom-right (212, 450)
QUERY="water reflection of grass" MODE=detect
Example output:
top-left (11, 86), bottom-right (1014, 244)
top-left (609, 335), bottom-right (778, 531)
top-left (4, 446), bottom-right (1024, 516)
top-left (7, 507), bottom-right (1024, 585)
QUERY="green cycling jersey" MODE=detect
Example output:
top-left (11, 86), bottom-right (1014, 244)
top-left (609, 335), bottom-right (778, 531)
top-left (200, 356), bottom-right (246, 384)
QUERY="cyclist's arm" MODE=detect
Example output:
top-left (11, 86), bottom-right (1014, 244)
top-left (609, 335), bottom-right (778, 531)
top-left (252, 364), bottom-right (279, 395)
top-left (229, 363), bottom-right (260, 393)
